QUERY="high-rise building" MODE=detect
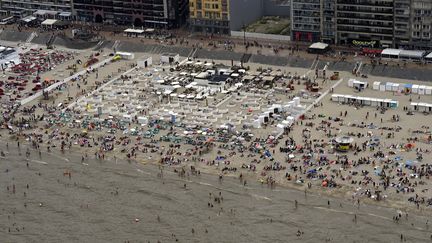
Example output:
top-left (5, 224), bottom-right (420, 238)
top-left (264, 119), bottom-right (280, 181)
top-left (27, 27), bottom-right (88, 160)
top-left (0, 0), bottom-right (73, 18)
top-left (291, 0), bottom-right (432, 48)
top-left (72, 0), bottom-right (188, 28)
top-left (189, 0), bottom-right (231, 34)
top-left (291, 0), bottom-right (321, 42)
top-left (409, 0), bottom-right (432, 48)
top-left (335, 0), bottom-right (395, 47)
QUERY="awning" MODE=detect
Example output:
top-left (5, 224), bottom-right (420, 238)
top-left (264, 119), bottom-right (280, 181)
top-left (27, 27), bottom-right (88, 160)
top-left (34, 10), bottom-right (58, 16)
top-left (41, 19), bottom-right (58, 26)
top-left (124, 28), bottom-right (144, 34)
top-left (309, 42), bottom-right (329, 50)
top-left (399, 50), bottom-right (425, 59)
top-left (59, 12), bottom-right (72, 17)
top-left (21, 16), bottom-right (37, 23)
top-left (381, 48), bottom-right (402, 57)
top-left (362, 48), bottom-right (382, 55)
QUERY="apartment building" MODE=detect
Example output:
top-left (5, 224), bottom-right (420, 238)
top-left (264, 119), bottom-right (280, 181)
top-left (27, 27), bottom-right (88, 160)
top-left (0, 0), bottom-right (73, 18)
top-left (291, 0), bottom-right (432, 48)
top-left (291, 0), bottom-right (321, 42)
top-left (335, 0), bottom-right (395, 47)
top-left (189, 0), bottom-right (231, 34)
top-left (409, 0), bottom-right (432, 48)
top-left (73, 0), bottom-right (188, 28)
top-left (189, 0), bottom-right (290, 34)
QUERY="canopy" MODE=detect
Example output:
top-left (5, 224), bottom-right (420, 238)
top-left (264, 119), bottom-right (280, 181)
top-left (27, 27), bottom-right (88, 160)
top-left (425, 52), bottom-right (432, 59)
top-left (399, 50), bottom-right (425, 59)
top-left (309, 42), bottom-right (329, 50)
top-left (34, 10), bottom-right (58, 16)
top-left (21, 16), bottom-right (37, 23)
top-left (124, 28), bottom-right (144, 34)
top-left (59, 12), bottom-right (72, 17)
top-left (381, 48), bottom-right (401, 57)
top-left (41, 19), bottom-right (58, 26)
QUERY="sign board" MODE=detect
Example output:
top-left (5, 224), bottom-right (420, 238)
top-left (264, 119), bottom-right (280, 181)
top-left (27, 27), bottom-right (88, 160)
top-left (349, 39), bottom-right (380, 48)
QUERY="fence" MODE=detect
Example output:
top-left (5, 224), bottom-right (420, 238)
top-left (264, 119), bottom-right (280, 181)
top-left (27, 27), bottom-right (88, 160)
top-left (230, 31), bottom-right (291, 42)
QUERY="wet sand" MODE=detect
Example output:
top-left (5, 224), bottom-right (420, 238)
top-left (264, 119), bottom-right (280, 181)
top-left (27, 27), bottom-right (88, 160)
top-left (1, 142), bottom-right (431, 243)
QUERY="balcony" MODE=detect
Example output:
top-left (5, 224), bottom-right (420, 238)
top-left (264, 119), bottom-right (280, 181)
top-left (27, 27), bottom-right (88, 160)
top-left (337, 26), bottom-right (393, 36)
top-left (336, 0), bottom-right (393, 8)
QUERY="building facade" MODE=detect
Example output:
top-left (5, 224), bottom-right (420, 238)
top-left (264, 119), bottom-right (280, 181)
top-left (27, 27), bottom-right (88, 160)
top-left (408, 0), bottom-right (432, 48)
top-left (291, 0), bottom-right (321, 42)
top-left (189, 0), bottom-right (231, 34)
top-left (335, 0), bottom-right (395, 47)
top-left (73, 0), bottom-right (188, 28)
top-left (291, 0), bottom-right (432, 48)
top-left (189, 0), bottom-right (290, 34)
top-left (0, 0), bottom-right (72, 18)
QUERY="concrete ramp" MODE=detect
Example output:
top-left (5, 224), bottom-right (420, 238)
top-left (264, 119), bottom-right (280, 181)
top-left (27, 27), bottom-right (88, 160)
top-left (53, 36), bottom-right (99, 50)
top-left (31, 33), bottom-right (51, 45)
top-left (0, 30), bottom-right (32, 42)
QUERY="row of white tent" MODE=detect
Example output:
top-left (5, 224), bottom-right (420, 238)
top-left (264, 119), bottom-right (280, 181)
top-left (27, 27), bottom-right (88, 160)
top-left (381, 49), bottom-right (432, 62)
top-left (410, 102), bottom-right (432, 112)
top-left (252, 97), bottom-right (302, 129)
top-left (331, 94), bottom-right (399, 108)
top-left (372, 81), bottom-right (432, 95)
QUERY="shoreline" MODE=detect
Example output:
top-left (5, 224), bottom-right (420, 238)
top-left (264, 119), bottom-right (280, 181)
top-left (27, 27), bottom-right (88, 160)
top-left (1, 135), bottom-right (429, 218)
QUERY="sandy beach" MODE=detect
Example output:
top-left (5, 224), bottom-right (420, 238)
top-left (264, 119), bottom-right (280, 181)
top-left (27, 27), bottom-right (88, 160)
top-left (1, 33), bottom-right (432, 242)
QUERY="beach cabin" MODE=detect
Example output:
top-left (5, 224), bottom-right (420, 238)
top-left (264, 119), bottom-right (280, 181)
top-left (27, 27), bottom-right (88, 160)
top-left (411, 102), bottom-right (432, 112)
top-left (399, 50), bottom-right (426, 62)
top-left (426, 86), bottom-right (432, 95)
top-left (331, 94), bottom-right (340, 102)
top-left (138, 116), bottom-right (148, 125)
top-left (379, 83), bottom-right (386, 91)
top-left (160, 53), bottom-right (180, 64)
top-left (392, 83), bottom-right (400, 91)
top-left (418, 85), bottom-right (426, 95)
top-left (370, 98), bottom-right (380, 107)
top-left (373, 81), bottom-right (380, 90)
top-left (122, 114), bottom-right (132, 123)
top-left (363, 97), bottom-right (372, 106)
top-left (381, 49), bottom-right (402, 59)
top-left (385, 82), bottom-right (393, 91)
top-left (137, 56), bottom-right (153, 68)
top-left (412, 84), bottom-right (419, 94)
top-left (348, 79), bottom-right (368, 91)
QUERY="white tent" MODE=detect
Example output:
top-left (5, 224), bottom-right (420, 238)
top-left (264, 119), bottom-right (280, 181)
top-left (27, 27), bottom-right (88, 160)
top-left (399, 50), bottom-right (426, 61)
top-left (381, 48), bottom-right (402, 59)
top-left (41, 19), bottom-right (58, 28)
top-left (124, 28), bottom-right (145, 35)
top-left (426, 52), bottom-right (432, 63)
